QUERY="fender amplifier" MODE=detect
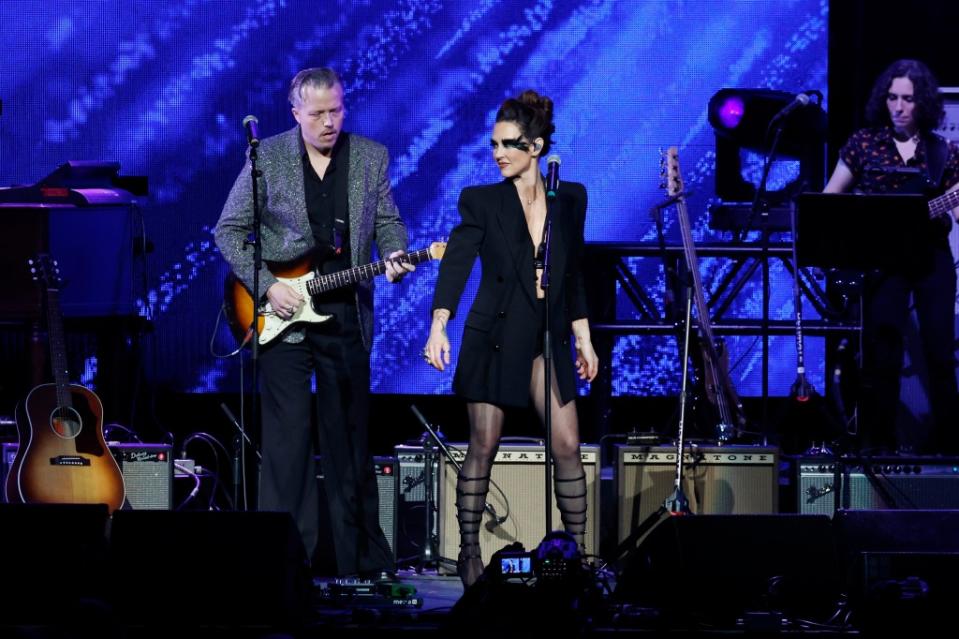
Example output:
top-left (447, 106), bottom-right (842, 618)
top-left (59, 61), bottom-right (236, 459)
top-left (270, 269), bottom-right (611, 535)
top-left (797, 457), bottom-right (959, 514)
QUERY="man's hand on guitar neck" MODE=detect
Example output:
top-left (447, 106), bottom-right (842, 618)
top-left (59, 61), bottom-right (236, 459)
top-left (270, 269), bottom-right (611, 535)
top-left (385, 249), bottom-right (415, 282)
top-left (267, 282), bottom-right (305, 320)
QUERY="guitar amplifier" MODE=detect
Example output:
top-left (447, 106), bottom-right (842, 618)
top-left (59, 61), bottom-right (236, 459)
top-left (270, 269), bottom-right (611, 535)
top-left (797, 457), bottom-right (959, 514)
top-left (436, 443), bottom-right (601, 573)
top-left (111, 443), bottom-right (173, 510)
top-left (394, 445), bottom-right (440, 563)
top-left (616, 445), bottom-right (779, 546)
top-left (1, 442), bottom-right (172, 509)
top-left (315, 455), bottom-right (396, 562)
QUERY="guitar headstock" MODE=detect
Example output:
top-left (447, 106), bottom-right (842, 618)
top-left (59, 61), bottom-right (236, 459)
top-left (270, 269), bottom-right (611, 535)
top-left (429, 241), bottom-right (448, 260)
top-left (28, 254), bottom-right (61, 290)
top-left (661, 146), bottom-right (684, 199)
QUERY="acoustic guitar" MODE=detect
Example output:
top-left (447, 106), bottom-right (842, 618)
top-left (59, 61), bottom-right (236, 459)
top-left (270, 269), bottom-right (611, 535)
top-left (5, 255), bottom-right (125, 512)
top-left (224, 242), bottom-right (446, 346)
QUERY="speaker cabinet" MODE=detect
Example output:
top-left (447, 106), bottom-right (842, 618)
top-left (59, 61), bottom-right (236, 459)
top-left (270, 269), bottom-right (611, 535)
top-left (833, 509), bottom-right (959, 632)
top-left (616, 445), bottom-right (778, 546)
top-left (437, 444), bottom-right (600, 572)
top-left (315, 455), bottom-right (397, 571)
top-left (109, 510), bottom-right (310, 628)
top-left (111, 443), bottom-right (173, 510)
top-left (797, 457), bottom-right (959, 514)
top-left (617, 514), bottom-right (840, 625)
top-left (0, 503), bottom-right (110, 623)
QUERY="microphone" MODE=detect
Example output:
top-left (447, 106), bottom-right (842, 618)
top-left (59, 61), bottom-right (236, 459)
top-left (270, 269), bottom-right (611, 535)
top-left (770, 92), bottom-right (812, 126)
top-left (242, 115), bottom-right (260, 147)
top-left (483, 502), bottom-right (508, 531)
top-left (545, 154), bottom-right (561, 199)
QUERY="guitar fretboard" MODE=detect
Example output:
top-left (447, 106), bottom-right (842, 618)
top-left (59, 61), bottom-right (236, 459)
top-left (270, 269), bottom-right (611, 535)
top-left (306, 247), bottom-right (435, 295)
top-left (929, 190), bottom-right (959, 219)
top-left (45, 286), bottom-right (74, 411)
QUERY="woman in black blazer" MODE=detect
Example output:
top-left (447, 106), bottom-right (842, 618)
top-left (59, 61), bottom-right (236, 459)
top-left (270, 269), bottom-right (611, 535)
top-left (424, 90), bottom-right (599, 588)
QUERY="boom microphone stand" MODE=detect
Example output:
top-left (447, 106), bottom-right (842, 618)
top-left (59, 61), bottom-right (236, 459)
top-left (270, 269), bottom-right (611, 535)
top-left (409, 405), bottom-right (505, 572)
top-left (608, 272), bottom-right (695, 565)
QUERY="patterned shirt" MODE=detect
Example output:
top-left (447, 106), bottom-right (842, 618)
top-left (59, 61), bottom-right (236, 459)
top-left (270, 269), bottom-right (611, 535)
top-left (840, 126), bottom-right (959, 195)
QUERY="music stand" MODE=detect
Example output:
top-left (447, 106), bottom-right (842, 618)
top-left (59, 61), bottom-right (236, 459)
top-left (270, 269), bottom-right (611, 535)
top-left (796, 192), bottom-right (932, 270)
top-left (795, 192), bottom-right (934, 513)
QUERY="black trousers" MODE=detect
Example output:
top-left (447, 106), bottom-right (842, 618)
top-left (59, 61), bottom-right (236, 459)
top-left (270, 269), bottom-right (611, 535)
top-left (257, 311), bottom-right (392, 575)
top-left (860, 245), bottom-right (958, 453)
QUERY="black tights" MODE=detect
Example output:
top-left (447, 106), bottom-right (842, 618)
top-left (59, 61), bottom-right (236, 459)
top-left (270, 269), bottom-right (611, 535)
top-left (455, 356), bottom-right (587, 588)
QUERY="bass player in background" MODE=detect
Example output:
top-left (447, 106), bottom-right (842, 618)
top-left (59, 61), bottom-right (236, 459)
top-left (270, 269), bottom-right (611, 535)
top-left (215, 67), bottom-right (412, 579)
top-left (824, 58), bottom-right (959, 455)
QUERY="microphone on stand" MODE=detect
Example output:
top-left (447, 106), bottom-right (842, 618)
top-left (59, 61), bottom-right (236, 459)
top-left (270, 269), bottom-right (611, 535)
top-left (769, 92), bottom-right (812, 126)
top-left (242, 115), bottom-right (260, 147)
top-left (545, 154), bottom-right (561, 199)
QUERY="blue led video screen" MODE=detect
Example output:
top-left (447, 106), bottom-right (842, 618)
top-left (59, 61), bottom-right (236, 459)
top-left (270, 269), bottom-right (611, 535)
top-left (0, 0), bottom-right (829, 396)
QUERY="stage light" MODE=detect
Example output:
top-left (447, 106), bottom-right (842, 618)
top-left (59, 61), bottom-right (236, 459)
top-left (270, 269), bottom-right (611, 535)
top-left (714, 94), bottom-right (746, 130)
top-left (708, 88), bottom-right (827, 203)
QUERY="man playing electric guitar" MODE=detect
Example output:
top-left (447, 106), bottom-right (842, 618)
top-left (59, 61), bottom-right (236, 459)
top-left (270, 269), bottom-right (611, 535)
top-left (215, 67), bottom-right (411, 580)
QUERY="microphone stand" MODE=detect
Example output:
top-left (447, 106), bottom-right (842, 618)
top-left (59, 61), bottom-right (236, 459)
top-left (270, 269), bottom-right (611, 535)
top-left (606, 272), bottom-right (694, 567)
top-left (238, 140), bottom-right (263, 511)
top-left (746, 122), bottom-right (787, 433)
top-left (539, 184), bottom-right (557, 533)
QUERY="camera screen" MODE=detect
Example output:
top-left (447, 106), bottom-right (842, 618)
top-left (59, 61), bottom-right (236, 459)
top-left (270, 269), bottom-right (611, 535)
top-left (500, 556), bottom-right (532, 575)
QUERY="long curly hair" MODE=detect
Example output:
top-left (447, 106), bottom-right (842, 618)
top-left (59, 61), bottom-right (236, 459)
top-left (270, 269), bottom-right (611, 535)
top-left (864, 59), bottom-right (944, 133)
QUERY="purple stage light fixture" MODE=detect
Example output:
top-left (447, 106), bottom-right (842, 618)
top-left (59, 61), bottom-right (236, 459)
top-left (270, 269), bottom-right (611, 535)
top-left (707, 88), bottom-right (827, 201)
top-left (717, 95), bottom-right (746, 130)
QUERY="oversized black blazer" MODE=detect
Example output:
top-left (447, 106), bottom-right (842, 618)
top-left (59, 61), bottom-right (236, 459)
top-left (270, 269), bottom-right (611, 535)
top-left (432, 179), bottom-right (589, 408)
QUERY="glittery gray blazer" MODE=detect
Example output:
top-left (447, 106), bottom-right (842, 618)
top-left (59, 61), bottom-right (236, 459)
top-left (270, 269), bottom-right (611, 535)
top-left (214, 127), bottom-right (408, 351)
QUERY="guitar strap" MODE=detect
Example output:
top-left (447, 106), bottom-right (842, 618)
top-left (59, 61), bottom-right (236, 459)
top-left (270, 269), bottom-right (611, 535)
top-left (924, 133), bottom-right (948, 193)
top-left (333, 217), bottom-right (348, 255)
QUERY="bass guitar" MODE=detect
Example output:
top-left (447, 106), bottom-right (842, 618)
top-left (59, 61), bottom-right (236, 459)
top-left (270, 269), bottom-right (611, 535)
top-left (927, 188), bottom-right (959, 222)
top-left (5, 255), bottom-right (125, 513)
top-left (225, 242), bottom-right (446, 346)
top-left (664, 147), bottom-right (747, 441)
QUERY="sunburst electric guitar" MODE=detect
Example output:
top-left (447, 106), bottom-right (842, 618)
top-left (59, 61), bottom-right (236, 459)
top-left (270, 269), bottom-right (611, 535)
top-left (225, 242), bottom-right (446, 346)
top-left (5, 255), bottom-right (125, 513)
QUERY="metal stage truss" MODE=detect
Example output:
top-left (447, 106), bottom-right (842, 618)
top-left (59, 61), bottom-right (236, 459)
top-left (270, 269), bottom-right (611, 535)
top-left (586, 242), bottom-right (859, 336)
top-left (582, 241), bottom-right (862, 436)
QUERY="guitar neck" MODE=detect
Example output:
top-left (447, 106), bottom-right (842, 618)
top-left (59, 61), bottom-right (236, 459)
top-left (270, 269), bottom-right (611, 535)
top-left (675, 199), bottom-right (717, 345)
top-left (45, 287), bottom-right (73, 409)
top-left (929, 189), bottom-right (959, 220)
top-left (306, 247), bottom-right (434, 295)
top-left (675, 196), bottom-right (741, 428)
